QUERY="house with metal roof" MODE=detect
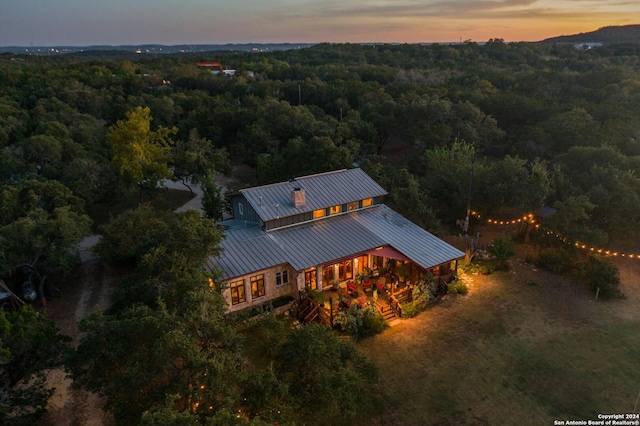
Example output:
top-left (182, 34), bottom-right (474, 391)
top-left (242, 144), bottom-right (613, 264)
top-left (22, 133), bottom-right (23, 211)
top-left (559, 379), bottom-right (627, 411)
top-left (207, 168), bottom-right (464, 313)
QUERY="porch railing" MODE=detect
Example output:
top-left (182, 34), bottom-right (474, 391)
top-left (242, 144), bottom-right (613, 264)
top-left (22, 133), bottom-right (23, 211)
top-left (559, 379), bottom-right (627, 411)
top-left (298, 291), bottom-right (331, 326)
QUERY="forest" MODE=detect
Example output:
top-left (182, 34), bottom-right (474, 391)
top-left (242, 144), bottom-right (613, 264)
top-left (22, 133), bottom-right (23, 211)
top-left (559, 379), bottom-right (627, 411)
top-left (1, 40), bottom-right (640, 423)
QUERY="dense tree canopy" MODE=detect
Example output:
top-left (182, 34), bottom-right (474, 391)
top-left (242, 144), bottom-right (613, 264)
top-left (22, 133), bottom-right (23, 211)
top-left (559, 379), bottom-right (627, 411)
top-left (0, 306), bottom-right (70, 423)
top-left (3, 40), bottom-right (640, 420)
top-left (0, 180), bottom-right (91, 304)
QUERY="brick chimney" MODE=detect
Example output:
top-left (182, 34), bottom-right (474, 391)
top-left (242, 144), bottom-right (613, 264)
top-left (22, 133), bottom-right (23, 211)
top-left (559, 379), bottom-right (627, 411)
top-left (291, 187), bottom-right (306, 208)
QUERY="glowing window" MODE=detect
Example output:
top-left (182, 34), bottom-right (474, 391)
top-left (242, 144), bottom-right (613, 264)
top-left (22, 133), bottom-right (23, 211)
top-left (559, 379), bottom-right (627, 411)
top-left (329, 205), bottom-right (342, 215)
top-left (313, 209), bottom-right (325, 218)
top-left (362, 198), bottom-right (373, 207)
top-left (347, 201), bottom-right (358, 211)
top-left (250, 274), bottom-right (265, 299)
top-left (230, 280), bottom-right (246, 305)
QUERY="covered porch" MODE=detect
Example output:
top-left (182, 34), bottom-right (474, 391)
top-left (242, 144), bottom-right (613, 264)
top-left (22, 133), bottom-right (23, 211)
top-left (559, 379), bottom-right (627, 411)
top-left (297, 246), bottom-right (458, 324)
top-left (302, 247), bottom-right (457, 294)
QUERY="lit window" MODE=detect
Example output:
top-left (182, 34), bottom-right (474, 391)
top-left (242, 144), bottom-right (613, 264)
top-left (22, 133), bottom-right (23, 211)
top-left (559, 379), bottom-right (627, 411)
top-left (329, 205), bottom-right (342, 215)
top-left (250, 274), bottom-right (265, 299)
top-left (347, 201), bottom-right (358, 211)
top-left (276, 270), bottom-right (289, 286)
top-left (230, 280), bottom-right (246, 305)
top-left (305, 267), bottom-right (317, 290)
top-left (313, 209), bottom-right (325, 219)
top-left (362, 198), bottom-right (373, 207)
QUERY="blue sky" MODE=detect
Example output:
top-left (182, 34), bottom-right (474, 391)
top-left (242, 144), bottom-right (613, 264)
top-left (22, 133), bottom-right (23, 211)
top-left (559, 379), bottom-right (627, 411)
top-left (1, 0), bottom-right (639, 46)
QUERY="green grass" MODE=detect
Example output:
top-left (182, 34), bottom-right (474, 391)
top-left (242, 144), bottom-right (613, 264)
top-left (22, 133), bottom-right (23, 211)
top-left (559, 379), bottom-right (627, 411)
top-left (356, 267), bottom-right (640, 425)
top-left (87, 188), bottom-right (194, 231)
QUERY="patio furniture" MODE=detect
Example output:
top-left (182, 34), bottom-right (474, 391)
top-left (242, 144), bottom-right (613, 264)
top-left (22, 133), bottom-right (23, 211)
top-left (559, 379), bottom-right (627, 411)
top-left (347, 280), bottom-right (358, 297)
top-left (363, 280), bottom-right (372, 294)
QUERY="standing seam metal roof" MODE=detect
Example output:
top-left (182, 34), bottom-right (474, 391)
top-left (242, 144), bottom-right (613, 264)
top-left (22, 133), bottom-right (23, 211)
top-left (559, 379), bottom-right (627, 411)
top-left (208, 204), bottom-right (464, 281)
top-left (240, 168), bottom-right (388, 222)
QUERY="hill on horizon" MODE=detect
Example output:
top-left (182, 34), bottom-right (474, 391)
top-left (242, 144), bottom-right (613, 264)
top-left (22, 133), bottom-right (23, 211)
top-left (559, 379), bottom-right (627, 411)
top-left (541, 24), bottom-right (640, 44)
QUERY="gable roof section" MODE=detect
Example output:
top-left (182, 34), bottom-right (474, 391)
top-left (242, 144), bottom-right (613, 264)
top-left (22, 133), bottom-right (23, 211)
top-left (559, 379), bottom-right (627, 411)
top-left (356, 205), bottom-right (465, 270)
top-left (208, 204), bottom-right (464, 281)
top-left (239, 168), bottom-right (388, 222)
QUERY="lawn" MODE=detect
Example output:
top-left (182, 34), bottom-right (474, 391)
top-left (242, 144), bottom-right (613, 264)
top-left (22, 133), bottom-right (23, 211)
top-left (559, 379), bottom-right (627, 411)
top-left (356, 252), bottom-right (640, 425)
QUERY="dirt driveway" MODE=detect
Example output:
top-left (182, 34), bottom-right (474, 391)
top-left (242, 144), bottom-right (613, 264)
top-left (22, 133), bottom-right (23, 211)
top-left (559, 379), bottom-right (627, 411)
top-left (40, 260), bottom-right (126, 426)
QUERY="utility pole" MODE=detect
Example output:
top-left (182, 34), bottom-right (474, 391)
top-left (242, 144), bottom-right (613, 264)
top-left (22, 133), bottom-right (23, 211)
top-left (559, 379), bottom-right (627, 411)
top-left (464, 168), bottom-right (473, 233)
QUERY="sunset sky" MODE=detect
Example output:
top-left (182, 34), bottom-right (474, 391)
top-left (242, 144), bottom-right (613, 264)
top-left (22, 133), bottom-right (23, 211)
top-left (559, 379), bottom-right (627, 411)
top-left (1, 0), bottom-right (638, 46)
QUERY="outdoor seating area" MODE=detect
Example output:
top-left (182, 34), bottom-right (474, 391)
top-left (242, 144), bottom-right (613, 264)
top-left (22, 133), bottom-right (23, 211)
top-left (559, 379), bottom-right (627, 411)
top-left (320, 275), bottom-right (405, 319)
top-left (298, 252), bottom-right (460, 326)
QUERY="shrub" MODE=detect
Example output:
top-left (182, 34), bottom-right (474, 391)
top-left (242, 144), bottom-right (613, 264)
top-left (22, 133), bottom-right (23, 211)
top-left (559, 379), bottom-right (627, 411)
top-left (360, 305), bottom-right (389, 337)
top-left (536, 247), bottom-right (576, 274)
top-left (228, 295), bottom-right (295, 322)
top-left (487, 236), bottom-right (516, 270)
top-left (333, 304), bottom-right (363, 336)
top-left (400, 280), bottom-right (432, 318)
top-left (586, 257), bottom-right (624, 299)
top-left (479, 264), bottom-right (493, 275)
top-left (334, 303), bottom-right (388, 338)
top-left (450, 280), bottom-right (468, 295)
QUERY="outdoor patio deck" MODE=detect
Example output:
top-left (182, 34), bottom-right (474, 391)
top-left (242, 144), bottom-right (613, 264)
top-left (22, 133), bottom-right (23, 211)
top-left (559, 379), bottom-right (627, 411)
top-left (300, 276), bottom-right (411, 325)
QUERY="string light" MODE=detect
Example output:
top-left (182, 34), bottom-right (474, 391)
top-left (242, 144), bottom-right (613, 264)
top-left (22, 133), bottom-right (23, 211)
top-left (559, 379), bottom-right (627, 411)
top-left (470, 210), bottom-right (640, 259)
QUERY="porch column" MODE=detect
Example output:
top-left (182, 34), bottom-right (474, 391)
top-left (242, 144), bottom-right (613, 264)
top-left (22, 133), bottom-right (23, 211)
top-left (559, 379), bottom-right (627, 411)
top-left (296, 272), bottom-right (305, 292)
top-left (316, 267), bottom-right (323, 291)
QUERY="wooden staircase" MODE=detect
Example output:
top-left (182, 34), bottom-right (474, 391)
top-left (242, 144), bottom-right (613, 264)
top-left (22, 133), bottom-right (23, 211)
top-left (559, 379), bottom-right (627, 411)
top-left (298, 294), bottom-right (331, 326)
top-left (375, 300), bottom-right (398, 322)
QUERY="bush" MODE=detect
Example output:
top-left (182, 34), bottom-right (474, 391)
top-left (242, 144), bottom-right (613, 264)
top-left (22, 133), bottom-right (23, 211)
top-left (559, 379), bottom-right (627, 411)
top-left (360, 304), bottom-right (389, 337)
top-left (228, 295), bottom-right (295, 322)
top-left (450, 280), bottom-right (468, 295)
top-left (400, 280), bottom-right (433, 318)
top-left (479, 264), bottom-right (493, 275)
top-left (333, 304), bottom-right (363, 336)
top-left (487, 236), bottom-right (516, 270)
top-left (586, 257), bottom-right (624, 299)
top-left (334, 303), bottom-right (388, 338)
top-left (536, 247), bottom-right (576, 274)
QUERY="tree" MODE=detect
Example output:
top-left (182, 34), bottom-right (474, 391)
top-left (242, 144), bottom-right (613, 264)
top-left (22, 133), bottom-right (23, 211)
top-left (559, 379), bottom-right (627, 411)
top-left (423, 138), bottom-right (484, 222)
top-left (68, 296), bottom-right (242, 424)
top-left (479, 156), bottom-right (550, 214)
top-left (0, 180), bottom-right (92, 305)
top-left (0, 306), bottom-right (70, 423)
top-left (546, 195), bottom-right (608, 247)
top-left (276, 323), bottom-right (378, 425)
top-left (106, 106), bottom-right (175, 200)
top-left (201, 176), bottom-right (227, 221)
top-left (94, 206), bottom-right (223, 278)
top-left (359, 89), bottom-right (398, 154)
top-left (362, 161), bottom-right (439, 231)
top-left (586, 257), bottom-right (624, 299)
top-left (171, 129), bottom-right (231, 196)
top-left (15, 134), bottom-right (62, 177)
top-left (94, 206), bottom-right (224, 312)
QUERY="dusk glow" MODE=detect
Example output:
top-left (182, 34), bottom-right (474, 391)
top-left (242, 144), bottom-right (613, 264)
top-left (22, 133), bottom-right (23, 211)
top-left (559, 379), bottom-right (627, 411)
top-left (1, 0), bottom-right (639, 46)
